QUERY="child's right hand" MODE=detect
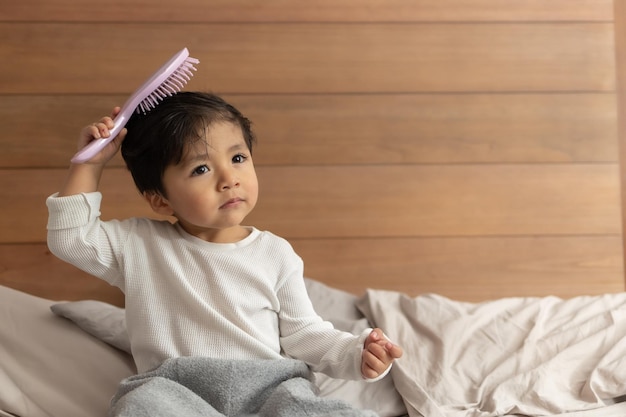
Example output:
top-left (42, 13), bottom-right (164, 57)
top-left (75, 107), bottom-right (127, 165)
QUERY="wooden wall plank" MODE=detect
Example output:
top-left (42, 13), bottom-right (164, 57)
top-left (250, 165), bottom-right (622, 238)
top-left (240, 93), bottom-right (619, 165)
top-left (1, 93), bottom-right (617, 168)
top-left (0, 23), bottom-right (615, 94)
top-left (2, 164), bottom-right (620, 243)
top-left (292, 236), bottom-right (624, 299)
top-left (2, 0), bottom-right (613, 23)
top-left (0, 244), bottom-right (124, 306)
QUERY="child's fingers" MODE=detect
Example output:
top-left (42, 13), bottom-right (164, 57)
top-left (81, 124), bottom-right (103, 142)
top-left (368, 328), bottom-right (403, 358)
top-left (99, 115), bottom-right (116, 130)
top-left (91, 122), bottom-right (111, 139)
top-left (364, 331), bottom-right (376, 346)
top-left (366, 328), bottom-right (386, 347)
top-left (361, 363), bottom-right (379, 379)
top-left (366, 340), bottom-right (395, 368)
top-left (79, 119), bottom-right (113, 151)
top-left (385, 342), bottom-right (404, 359)
top-left (362, 330), bottom-right (404, 379)
top-left (362, 348), bottom-right (387, 378)
top-left (110, 106), bottom-right (121, 119)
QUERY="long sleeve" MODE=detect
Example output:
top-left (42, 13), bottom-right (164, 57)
top-left (276, 265), bottom-right (370, 380)
top-left (46, 192), bottom-right (128, 288)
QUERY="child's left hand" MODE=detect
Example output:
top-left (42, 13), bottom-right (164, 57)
top-left (361, 328), bottom-right (403, 379)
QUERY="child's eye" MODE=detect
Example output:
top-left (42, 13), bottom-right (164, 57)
top-left (232, 154), bottom-right (248, 164)
top-left (191, 165), bottom-right (210, 176)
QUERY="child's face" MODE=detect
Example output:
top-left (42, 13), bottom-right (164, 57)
top-left (147, 121), bottom-right (258, 243)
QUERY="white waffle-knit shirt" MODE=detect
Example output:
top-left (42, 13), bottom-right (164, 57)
top-left (46, 192), bottom-right (371, 378)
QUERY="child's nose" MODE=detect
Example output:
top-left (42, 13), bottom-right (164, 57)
top-left (218, 169), bottom-right (240, 190)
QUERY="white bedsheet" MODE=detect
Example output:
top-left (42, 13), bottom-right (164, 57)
top-left (357, 290), bottom-right (626, 417)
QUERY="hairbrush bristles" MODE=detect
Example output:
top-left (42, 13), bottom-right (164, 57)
top-left (71, 48), bottom-right (201, 164)
top-left (137, 56), bottom-right (199, 114)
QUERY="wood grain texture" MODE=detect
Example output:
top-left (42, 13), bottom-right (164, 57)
top-left (2, 93), bottom-right (617, 168)
top-left (2, 164), bottom-right (621, 243)
top-left (0, 23), bottom-right (615, 94)
top-left (2, 0), bottom-right (613, 23)
top-left (291, 236), bottom-right (624, 299)
top-left (0, 0), bottom-right (623, 303)
top-left (0, 244), bottom-right (124, 306)
top-left (249, 165), bottom-right (622, 238)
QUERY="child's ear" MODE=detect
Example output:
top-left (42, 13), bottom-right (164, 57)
top-left (144, 191), bottom-right (175, 216)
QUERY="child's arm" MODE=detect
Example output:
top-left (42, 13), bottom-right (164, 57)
top-left (59, 107), bottom-right (126, 197)
top-left (361, 328), bottom-right (403, 380)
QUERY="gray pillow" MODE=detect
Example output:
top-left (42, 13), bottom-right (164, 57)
top-left (50, 299), bottom-right (130, 353)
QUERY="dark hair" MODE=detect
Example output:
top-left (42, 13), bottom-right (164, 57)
top-left (121, 91), bottom-right (256, 196)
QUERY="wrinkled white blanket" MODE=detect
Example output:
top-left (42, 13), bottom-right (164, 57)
top-left (357, 290), bottom-right (626, 417)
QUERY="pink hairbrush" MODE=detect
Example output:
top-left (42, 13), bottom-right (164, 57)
top-left (71, 48), bottom-right (200, 163)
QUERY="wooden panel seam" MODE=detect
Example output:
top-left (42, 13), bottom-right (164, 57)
top-left (613, 0), bottom-right (626, 291)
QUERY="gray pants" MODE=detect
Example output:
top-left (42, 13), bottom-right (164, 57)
top-left (109, 357), bottom-right (378, 417)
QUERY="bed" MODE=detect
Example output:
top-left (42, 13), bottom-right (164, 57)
top-left (3, 276), bottom-right (626, 417)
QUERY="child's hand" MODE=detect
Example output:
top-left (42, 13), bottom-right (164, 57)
top-left (361, 328), bottom-right (403, 379)
top-left (75, 107), bottom-right (126, 165)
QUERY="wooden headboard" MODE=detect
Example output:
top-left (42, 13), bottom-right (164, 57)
top-left (2, 0), bottom-right (625, 306)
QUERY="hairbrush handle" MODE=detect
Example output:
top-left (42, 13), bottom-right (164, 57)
top-left (70, 111), bottom-right (131, 164)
